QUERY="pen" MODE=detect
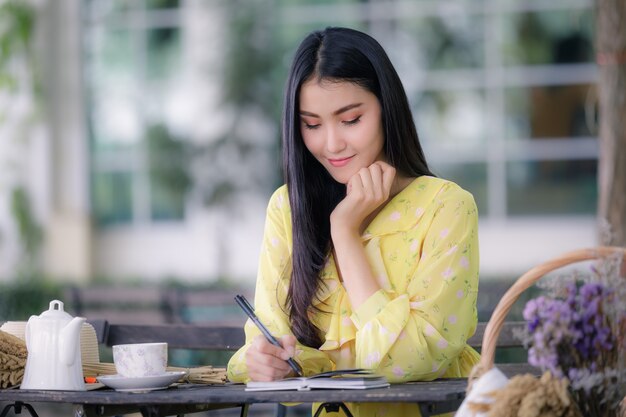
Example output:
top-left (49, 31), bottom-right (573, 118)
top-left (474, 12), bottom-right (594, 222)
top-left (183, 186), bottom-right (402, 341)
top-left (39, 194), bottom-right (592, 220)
top-left (234, 294), bottom-right (303, 377)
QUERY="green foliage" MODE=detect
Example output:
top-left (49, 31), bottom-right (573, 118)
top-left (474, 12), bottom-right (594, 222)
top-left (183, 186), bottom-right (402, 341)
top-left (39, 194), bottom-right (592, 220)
top-left (222, 0), bottom-right (283, 115)
top-left (0, 0), bottom-right (43, 282)
top-left (147, 124), bottom-right (191, 190)
top-left (147, 123), bottom-right (192, 220)
top-left (10, 186), bottom-right (42, 267)
top-left (145, 0), bottom-right (179, 9)
top-left (0, 0), bottom-right (35, 70)
top-left (502, 11), bottom-right (594, 66)
top-left (0, 279), bottom-right (62, 321)
top-left (0, 0), bottom-right (38, 96)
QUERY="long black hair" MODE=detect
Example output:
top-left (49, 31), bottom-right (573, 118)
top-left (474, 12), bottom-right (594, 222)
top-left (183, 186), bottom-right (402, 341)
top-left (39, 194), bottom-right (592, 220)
top-left (282, 27), bottom-right (433, 347)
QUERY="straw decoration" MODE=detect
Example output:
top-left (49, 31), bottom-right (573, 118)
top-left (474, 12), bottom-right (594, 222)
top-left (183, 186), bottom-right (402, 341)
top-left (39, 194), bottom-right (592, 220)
top-left (82, 362), bottom-right (227, 384)
top-left (467, 371), bottom-right (582, 417)
top-left (0, 330), bottom-right (28, 388)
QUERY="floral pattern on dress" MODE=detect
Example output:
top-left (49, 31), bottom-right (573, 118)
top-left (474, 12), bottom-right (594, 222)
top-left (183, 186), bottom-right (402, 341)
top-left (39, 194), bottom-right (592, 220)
top-left (227, 176), bottom-right (480, 417)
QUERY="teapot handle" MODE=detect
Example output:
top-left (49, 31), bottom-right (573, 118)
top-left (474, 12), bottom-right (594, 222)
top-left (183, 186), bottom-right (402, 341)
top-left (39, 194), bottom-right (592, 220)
top-left (50, 300), bottom-right (64, 311)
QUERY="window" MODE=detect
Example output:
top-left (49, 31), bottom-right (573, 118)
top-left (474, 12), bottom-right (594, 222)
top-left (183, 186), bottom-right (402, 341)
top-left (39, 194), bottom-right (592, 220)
top-left (277, 1), bottom-right (596, 219)
top-left (83, 0), bottom-right (189, 226)
top-left (84, 0), bottom-right (597, 225)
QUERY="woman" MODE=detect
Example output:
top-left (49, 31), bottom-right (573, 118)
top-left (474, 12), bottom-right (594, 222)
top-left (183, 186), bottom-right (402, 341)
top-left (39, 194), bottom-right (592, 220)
top-left (228, 27), bottom-right (480, 417)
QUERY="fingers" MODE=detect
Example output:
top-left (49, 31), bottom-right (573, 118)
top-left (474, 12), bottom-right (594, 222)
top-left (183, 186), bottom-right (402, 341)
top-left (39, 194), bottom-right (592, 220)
top-left (351, 162), bottom-right (394, 202)
top-left (346, 172), bottom-right (362, 197)
top-left (254, 334), bottom-right (292, 360)
top-left (332, 161), bottom-right (398, 235)
top-left (367, 163), bottom-right (385, 200)
top-left (245, 335), bottom-right (295, 382)
top-left (248, 360), bottom-right (292, 382)
top-left (378, 162), bottom-right (396, 197)
top-left (358, 165), bottom-right (382, 202)
top-left (279, 335), bottom-right (297, 358)
top-left (358, 166), bottom-right (375, 197)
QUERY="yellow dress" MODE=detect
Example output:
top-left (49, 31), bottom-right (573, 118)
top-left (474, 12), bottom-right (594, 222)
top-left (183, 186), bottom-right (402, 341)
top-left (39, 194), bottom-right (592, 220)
top-left (228, 176), bottom-right (480, 417)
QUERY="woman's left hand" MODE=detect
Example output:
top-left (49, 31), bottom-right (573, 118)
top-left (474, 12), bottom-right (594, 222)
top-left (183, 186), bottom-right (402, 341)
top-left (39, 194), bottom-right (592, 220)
top-left (330, 161), bottom-right (396, 237)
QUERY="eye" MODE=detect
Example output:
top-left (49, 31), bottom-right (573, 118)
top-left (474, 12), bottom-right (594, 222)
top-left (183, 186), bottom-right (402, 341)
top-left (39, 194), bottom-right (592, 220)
top-left (342, 116), bottom-right (361, 126)
top-left (303, 122), bottom-right (320, 130)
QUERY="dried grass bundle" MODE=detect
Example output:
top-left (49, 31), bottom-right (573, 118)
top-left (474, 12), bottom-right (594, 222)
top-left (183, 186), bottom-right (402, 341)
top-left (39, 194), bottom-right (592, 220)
top-left (468, 372), bottom-right (583, 417)
top-left (0, 351), bottom-right (25, 388)
top-left (0, 330), bottom-right (27, 388)
top-left (0, 330), bottom-right (27, 358)
top-left (82, 362), bottom-right (227, 384)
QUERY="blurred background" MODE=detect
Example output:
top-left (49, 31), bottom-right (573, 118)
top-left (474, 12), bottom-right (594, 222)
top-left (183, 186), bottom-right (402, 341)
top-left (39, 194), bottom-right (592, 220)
top-left (0, 0), bottom-right (599, 323)
top-left (0, 0), bottom-right (613, 415)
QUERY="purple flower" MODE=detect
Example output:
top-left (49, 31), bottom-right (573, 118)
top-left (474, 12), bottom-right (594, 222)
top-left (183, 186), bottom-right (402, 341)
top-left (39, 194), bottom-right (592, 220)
top-left (523, 255), bottom-right (626, 417)
top-left (522, 280), bottom-right (618, 385)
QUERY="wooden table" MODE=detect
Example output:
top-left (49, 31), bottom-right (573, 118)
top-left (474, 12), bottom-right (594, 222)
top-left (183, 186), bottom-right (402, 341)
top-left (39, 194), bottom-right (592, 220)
top-left (0, 380), bottom-right (468, 417)
top-left (0, 365), bottom-right (537, 417)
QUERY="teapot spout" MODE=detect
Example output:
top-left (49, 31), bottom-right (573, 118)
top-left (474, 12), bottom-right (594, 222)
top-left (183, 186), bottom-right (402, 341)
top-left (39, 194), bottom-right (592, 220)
top-left (59, 317), bottom-right (86, 366)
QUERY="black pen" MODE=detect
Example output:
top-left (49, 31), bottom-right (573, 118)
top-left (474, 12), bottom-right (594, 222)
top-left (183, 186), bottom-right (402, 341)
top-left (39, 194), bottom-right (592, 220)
top-left (234, 294), bottom-right (303, 377)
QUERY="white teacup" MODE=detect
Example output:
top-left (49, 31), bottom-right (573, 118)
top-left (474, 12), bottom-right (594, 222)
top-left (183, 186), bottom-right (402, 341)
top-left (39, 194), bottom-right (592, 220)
top-left (112, 342), bottom-right (168, 378)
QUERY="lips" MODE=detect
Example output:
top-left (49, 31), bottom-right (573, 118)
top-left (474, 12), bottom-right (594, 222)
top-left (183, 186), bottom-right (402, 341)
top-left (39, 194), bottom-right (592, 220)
top-left (328, 155), bottom-right (354, 167)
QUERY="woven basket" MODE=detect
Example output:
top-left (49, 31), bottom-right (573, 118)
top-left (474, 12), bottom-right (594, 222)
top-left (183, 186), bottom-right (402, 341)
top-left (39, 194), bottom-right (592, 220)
top-left (456, 246), bottom-right (626, 417)
top-left (466, 246), bottom-right (626, 415)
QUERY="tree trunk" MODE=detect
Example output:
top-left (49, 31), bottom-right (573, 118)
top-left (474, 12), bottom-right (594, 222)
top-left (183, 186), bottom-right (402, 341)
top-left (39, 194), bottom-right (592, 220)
top-left (596, 0), bottom-right (626, 246)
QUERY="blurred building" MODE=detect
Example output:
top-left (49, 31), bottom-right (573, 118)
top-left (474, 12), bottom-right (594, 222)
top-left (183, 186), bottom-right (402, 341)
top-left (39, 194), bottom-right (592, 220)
top-left (0, 0), bottom-right (598, 285)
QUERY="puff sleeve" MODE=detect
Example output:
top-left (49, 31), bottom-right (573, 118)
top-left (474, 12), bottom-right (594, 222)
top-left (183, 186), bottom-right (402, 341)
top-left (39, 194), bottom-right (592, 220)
top-left (227, 187), bottom-right (334, 382)
top-left (350, 185), bottom-right (479, 382)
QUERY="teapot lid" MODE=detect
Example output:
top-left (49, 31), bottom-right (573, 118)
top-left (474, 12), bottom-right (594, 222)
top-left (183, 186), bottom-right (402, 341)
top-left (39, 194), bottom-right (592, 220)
top-left (38, 300), bottom-right (73, 320)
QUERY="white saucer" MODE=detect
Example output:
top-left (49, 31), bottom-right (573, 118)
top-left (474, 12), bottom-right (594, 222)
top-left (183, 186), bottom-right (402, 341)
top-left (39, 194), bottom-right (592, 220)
top-left (97, 371), bottom-right (187, 393)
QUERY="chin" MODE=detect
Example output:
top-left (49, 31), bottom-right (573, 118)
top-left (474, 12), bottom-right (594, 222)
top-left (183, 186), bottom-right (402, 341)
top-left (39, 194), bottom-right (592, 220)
top-left (326, 170), bottom-right (352, 185)
top-left (323, 167), bottom-right (349, 185)
top-left (330, 175), bottom-right (349, 185)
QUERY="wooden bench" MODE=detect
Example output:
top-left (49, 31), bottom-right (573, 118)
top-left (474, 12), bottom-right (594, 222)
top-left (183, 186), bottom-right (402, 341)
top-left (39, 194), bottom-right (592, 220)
top-left (87, 319), bottom-right (536, 417)
top-left (65, 286), bottom-right (253, 326)
top-left (89, 320), bottom-right (245, 351)
top-left (64, 286), bottom-right (175, 325)
top-left (162, 287), bottom-right (254, 326)
top-left (468, 321), bottom-right (537, 377)
top-left (90, 320), bottom-right (529, 354)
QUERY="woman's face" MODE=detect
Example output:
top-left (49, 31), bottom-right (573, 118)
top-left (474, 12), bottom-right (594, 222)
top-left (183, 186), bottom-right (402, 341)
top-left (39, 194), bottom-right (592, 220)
top-left (299, 78), bottom-right (385, 184)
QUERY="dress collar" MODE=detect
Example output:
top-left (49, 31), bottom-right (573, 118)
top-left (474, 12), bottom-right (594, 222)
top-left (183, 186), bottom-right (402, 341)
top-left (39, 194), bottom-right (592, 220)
top-left (360, 175), bottom-right (445, 241)
top-left (312, 176), bottom-right (447, 306)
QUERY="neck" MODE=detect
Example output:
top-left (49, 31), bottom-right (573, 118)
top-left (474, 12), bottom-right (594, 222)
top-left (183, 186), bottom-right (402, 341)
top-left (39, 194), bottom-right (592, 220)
top-left (390, 175), bottom-right (414, 198)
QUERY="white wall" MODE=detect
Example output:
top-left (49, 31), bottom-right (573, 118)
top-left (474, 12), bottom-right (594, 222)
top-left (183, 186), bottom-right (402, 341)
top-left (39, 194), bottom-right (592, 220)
top-left (93, 196), bottom-right (266, 283)
top-left (93, 213), bottom-right (597, 285)
top-left (40, 0), bottom-right (92, 282)
top-left (479, 217), bottom-right (597, 280)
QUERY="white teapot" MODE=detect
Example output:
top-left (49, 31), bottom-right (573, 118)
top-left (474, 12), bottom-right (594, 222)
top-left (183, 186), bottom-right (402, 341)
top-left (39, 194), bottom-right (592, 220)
top-left (21, 300), bottom-right (86, 391)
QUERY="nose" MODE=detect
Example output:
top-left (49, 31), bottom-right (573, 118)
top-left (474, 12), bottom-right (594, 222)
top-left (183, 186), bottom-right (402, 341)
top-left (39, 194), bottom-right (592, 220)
top-left (325, 126), bottom-right (346, 154)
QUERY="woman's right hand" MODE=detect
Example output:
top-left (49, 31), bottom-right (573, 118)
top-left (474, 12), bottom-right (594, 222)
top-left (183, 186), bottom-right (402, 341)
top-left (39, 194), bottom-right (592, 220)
top-left (245, 334), bottom-right (297, 381)
top-left (330, 161), bottom-right (396, 237)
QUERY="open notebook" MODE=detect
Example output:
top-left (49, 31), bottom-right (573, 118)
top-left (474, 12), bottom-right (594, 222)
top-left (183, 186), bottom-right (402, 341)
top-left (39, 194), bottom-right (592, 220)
top-left (245, 369), bottom-right (390, 391)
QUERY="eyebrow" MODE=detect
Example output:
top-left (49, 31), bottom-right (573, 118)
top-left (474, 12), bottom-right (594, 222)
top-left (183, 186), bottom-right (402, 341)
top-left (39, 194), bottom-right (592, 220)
top-left (300, 103), bottom-right (363, 118)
